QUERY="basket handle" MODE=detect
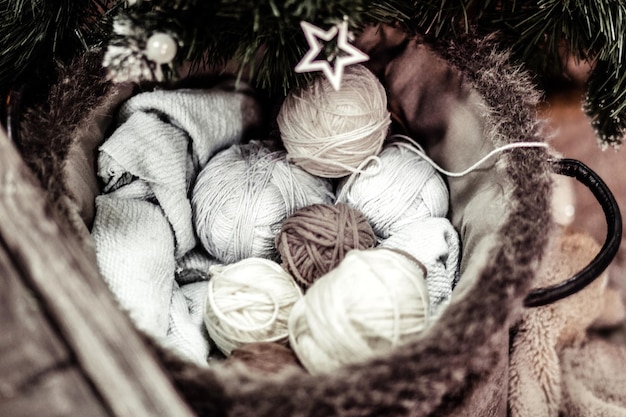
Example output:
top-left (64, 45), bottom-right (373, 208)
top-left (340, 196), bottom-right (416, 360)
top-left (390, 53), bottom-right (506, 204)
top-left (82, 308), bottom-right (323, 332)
top-left (524, 158), bottom-right (622, 307)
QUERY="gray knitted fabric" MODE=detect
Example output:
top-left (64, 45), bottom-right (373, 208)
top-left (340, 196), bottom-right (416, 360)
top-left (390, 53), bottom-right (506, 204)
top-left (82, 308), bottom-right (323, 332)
top-left (91, 87), bottom-right (258, 364)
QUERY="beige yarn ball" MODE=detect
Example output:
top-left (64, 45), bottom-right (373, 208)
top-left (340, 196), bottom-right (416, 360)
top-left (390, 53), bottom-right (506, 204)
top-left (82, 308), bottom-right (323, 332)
top-left (204, 258), bottom-right (303, 356)
top-left (277, 64), bottom-right (391, 178)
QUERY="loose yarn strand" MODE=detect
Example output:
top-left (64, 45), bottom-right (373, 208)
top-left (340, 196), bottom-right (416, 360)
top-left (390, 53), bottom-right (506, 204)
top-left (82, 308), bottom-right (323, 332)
top-left (388, 134), bottom-right (549, 178)
top-left (334, 157), bottom-right (382, 203)
top-left (288, 153), bottom-right (382, 179)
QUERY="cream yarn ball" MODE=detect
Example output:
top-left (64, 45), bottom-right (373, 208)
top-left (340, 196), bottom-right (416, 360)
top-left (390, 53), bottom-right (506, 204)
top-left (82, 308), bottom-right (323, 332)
top-left (277, 64), bottom-right (391, 178)
top-left (204, 257), bottom-right (303, 356)
top-left (288, 248), bottom-right (430, 374)
top-left (192, 140), bottom-right (334, 264)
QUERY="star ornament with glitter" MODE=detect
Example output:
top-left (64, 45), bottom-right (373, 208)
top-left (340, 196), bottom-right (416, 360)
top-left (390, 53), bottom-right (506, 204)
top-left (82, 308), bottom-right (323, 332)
top-left (295, 20), bottom-right (369, 91)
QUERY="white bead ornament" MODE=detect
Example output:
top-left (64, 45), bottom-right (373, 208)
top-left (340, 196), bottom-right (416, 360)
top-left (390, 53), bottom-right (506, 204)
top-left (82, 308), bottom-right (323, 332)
top-left (146, 33), bottom-right (178, 64)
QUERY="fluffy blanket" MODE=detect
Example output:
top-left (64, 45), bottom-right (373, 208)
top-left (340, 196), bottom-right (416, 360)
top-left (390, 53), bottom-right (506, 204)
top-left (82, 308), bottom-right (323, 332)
top-left (509, 229), bottom-right (626, 416)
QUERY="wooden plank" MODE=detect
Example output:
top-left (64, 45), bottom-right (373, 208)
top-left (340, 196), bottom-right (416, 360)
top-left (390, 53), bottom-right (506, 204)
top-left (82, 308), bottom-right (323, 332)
top-left (0, 234), bottom-right (109, 416)
top-left (0, 128), bottom-right (195, 417)
top-left (0, 367), bottom-right (110, 417)
top-left (0, 242), bottom-right (69, 391)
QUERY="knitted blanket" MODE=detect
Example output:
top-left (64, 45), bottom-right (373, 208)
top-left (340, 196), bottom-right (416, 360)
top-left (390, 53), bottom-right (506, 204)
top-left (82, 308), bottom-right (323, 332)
top-left (91, 86), bottom-right (262, 365)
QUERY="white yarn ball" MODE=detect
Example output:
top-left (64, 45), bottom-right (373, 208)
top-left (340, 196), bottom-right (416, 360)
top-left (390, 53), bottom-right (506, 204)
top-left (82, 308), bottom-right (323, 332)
top-left (288, 248), bottom-right (430, 374)
top-left (336, 145), bottom-right (449, 239)
top-left (192, 141), bottom-right (334, 264)
top-left (277, 64), bottom-right (391, 178)
top-left (204, 257), bottom-right (303, 356)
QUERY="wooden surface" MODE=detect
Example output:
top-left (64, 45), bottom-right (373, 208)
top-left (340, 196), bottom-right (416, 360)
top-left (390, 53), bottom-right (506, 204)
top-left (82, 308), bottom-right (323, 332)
top-left (0, 246), bottom-right (110, 417)
top-left (0, 128), bottom-right (195, 417)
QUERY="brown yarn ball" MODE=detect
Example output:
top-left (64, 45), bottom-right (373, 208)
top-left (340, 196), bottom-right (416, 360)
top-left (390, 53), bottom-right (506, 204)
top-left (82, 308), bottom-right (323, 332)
top-left (275, 203), bottom-right (376, 288)
top-left (223, 342), bottom-right (304, 375)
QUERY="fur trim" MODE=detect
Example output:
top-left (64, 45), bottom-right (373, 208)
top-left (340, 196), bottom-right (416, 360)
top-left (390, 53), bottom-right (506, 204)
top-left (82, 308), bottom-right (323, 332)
top-left (19, 49), bottom-right (113, 237)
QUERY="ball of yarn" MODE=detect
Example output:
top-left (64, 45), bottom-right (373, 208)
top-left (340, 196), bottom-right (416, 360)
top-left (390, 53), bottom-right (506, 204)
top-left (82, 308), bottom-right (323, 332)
top-left (288, 248), bottom-right (430, 374)
top-left (204, 257), bottom-right (303, 356)
top-left (277, 64), bottom-right (391, 178)
top-left (276, 203), bottom-right (376, 289)
top-left (222, 342), bottom-right (304, 375)
top-left (192, 141), bottom-right (333, 264)
top-left (336, 145), bottom-right (449, 239)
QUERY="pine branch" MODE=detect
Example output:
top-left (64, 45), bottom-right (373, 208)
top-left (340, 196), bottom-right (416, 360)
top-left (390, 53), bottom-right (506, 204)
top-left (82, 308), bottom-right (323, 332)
top-left (0, 0), bottom-right (118, 93)
top-left (104, 0), bottom-right (412, 93)
top-left (6, 0), bottom-right (624, 144)
top-left (585, 59), bottom-right (626, 146)
top-left (482, 0), bottom-right (626, 146)
top-left (400, 0), bottom-right (626, 145)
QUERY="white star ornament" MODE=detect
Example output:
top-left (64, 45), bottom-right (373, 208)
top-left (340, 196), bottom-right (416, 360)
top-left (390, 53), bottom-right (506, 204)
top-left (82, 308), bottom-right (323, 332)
top-left (294, 20), bottom-right (369, 91)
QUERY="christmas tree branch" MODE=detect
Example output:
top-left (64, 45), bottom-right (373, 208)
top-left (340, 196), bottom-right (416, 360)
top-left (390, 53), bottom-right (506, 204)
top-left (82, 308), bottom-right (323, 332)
top-left (3, 0), bottom-right (625, 144)
top-left (0, 0), bottom-right (116, 93)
